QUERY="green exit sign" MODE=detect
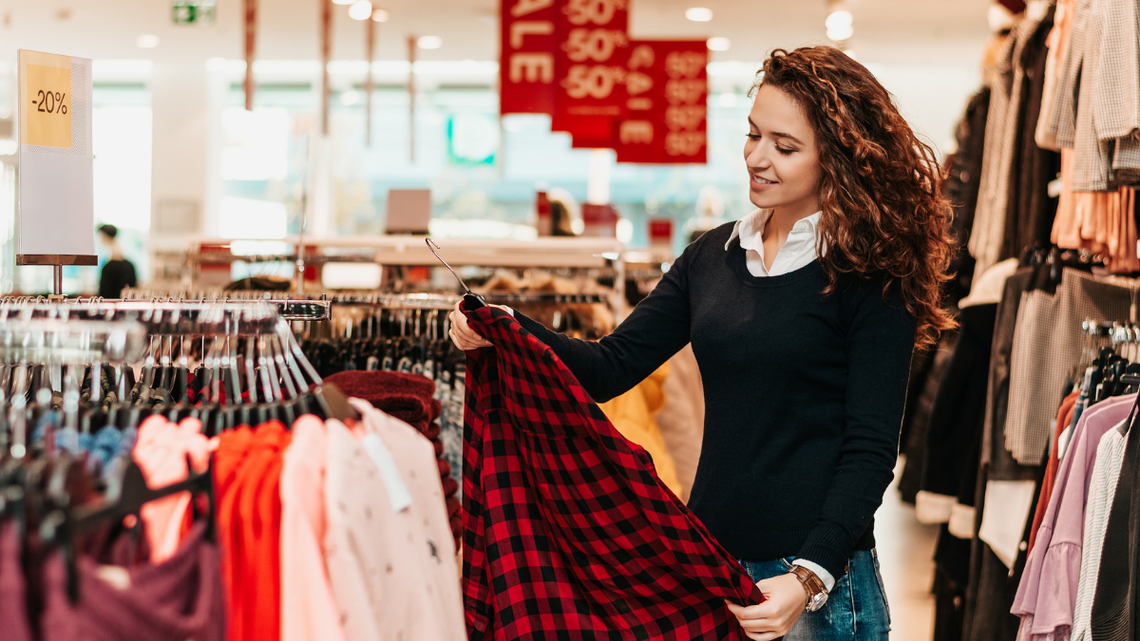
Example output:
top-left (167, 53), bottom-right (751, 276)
top-left (172, 0), bottom-right (217, 25)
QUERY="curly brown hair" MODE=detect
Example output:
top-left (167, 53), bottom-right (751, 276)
top-left (755, 46), bottom-right (956, 350)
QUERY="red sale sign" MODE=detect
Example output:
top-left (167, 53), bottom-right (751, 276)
top-left (616, 40), bottom-right (708, 164)
top-left (551, 0), bottom-right (630, 147)
top-left (500, 0), bottom-right (557, 115)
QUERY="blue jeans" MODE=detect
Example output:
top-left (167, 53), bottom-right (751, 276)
top-left (738, 550), bottom-right (891, 640)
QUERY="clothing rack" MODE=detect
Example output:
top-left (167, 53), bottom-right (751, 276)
top-left (118, 290), bottom-right (333, 322)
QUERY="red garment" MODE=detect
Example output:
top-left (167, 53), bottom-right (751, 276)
top-left (0, 522), bottom-right (33, 641)
top-left (462, 305), bottom-right (762, 640)
top-left (40, 523), bottom-right (225, 641)
top-left (1027, 391), bottom-right (1079, 554)
top-left (215, 423), bottom-right (291, 641)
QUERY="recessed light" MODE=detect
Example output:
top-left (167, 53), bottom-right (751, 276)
top-left (136, 34), bottom-right (160, 49)
top-left (826, 23), bottom-right (854, 41)
top-left (348, 0), bottom-right (372, 20)
top-left (685, 7), bottom-right (712, 22)
top-left (332, 0), bottom-right (353, 5)
top-left (371, 8), bottom-right (389, 22)
top-left (417, 35), bottom-right (442, 50)
top-left (826, 9), bottom-right (853, 41)
top-left (706, 37), bottom-right (730, 52)
top-left (825, 10), bottom-right (853, 30)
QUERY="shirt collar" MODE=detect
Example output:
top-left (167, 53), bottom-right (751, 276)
top-left (725, 209), bottom-right (823, 251)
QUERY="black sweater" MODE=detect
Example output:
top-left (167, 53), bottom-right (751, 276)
top-left (515, 222), bottom-right (916, 578)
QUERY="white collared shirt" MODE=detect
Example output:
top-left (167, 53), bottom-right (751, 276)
top-left (725, 209), bottom-right (824, 277)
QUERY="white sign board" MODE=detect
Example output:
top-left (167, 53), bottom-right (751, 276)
top-left (17, 49), bottom-right (96, 262)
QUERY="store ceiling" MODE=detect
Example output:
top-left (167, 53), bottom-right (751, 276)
top-left (0, 0), bottom-right (993, 68)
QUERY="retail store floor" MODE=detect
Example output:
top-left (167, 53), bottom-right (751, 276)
top-left (877, 456), bottom-right (939, 640)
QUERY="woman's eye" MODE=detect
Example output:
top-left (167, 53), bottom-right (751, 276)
top-left (746, 133), bottom-right (761, 140)
top-left (776, 146), bottom-right (795, 155)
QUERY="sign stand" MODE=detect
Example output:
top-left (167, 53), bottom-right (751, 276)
top-left (16, 49), bottom-right (97, 298)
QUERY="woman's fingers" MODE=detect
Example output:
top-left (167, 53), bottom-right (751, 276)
top-left (448, 303), bottom-right (493, 350)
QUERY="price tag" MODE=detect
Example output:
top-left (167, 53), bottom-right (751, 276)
top-left (22, 62), bottom-right (72, 149)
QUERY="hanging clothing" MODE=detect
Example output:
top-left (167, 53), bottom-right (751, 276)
top-left (214, 423), bottom-right (291, 641)
top-left (1012, 394), bottom-right (1135, 640)
top-left (654, 344), bottom-right (705, 503)
top-left (324, 370), bottom-right (462, 547)
top-left (39, 523), bottom-right (225, 641)
top-left (1070, 425), bottom-right (1128, 641)
top-left (598, 362), bottom-right (682, 497)
top-left (132, 415), bottom-right (217, 564)
top-left (280, 415), bottom-right (346, 641)
top-left (323, 401), bottom-right (464, 641)
top-left (0, 522), bottom-right (33, 641)
top-left (1089, 413), bottom-right (1140, 641)
top-left (1003, 269), bottom-right (1136, 465)
top-left (462, 304), bottom-right (762, 640)
top-left (916, 302), bottom-right (999, 525)
top-left (963, 267), bottom-right (1044, 641)
top-left (1028, 391), bottom-right (1080, 555)
top-left (970, 8), bottom-right (1058, 283)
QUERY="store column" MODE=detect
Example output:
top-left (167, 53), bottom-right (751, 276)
top-left (148, 58), bottom-right (225, 281)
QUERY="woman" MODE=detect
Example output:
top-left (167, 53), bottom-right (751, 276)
top-left (450, 46), bottom-right (955, 640)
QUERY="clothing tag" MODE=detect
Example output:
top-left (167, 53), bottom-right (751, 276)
top-left (361, 433), bottom-right (413, 513)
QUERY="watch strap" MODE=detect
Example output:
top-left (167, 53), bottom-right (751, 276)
top-left (788, 565), bottom-right (828, 611)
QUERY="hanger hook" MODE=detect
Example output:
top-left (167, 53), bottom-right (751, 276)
top-left (425, 238), bottom-right (474, 297)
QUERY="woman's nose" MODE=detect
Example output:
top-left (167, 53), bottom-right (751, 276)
top-left (746, 143), bottom-right (769, 168)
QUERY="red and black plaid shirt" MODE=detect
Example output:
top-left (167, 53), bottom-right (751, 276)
top-left (462, 305), bottom-right (762, 640)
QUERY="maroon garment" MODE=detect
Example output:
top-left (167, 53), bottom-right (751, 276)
top-left (40, 523), bottom-right (225, 641)
top-left (324, 370), bottom-right (461, 546)
top-left (462, 305), bottom-right (762, 640)
top-left (0, 521), bottom-right (33, 641)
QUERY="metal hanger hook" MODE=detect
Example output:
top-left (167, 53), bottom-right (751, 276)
top-left (425, 238), bottom-right (474, 297)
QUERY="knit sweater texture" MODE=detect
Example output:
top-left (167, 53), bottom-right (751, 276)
top-left (515, 222), bottom-right (916, 578)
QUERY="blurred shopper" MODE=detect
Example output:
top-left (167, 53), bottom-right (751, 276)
top-left (97, 224), bottom-right (137, 299)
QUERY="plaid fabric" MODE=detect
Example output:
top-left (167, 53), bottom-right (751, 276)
top-left (461, 305), bottom-right (762, 641)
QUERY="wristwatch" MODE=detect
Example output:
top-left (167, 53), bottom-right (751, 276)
top-left (788, 565), bottom-right (829, 612)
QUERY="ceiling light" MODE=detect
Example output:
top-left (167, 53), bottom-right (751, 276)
top-left (825, 9), bottom-right (853, 31)
top-left (332, 0), bottom-right (353, 5)
top-left (371, 8), bottom-right (389, 22)
top-left (685, 7), bottom-right (713, 22)
top-left (826, 9), bottom-right (853, 41)
top-left (348, 0), bottom-right (372, 20)
top-left (136, 35), bottom-right (160, 49)
top-left (706, 37), bottom-right (730, 52)
top-left (417, 35), bottom-right (442, 50)
top-left (826, 23), bottom-right (854, 41)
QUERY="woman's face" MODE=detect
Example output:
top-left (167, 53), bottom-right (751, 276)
top-left (743, 84), bottom-right (823, 219)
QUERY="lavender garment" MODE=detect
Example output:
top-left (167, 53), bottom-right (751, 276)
top-left (1011, 393), bottom-right (1136, 640)
top-left (39, 522), bottom-right (225, 641)
top-left (0, 521), bottom-right (34, 641)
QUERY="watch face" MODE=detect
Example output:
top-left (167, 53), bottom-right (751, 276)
top-left (807, 592), bottom-right (828, 612)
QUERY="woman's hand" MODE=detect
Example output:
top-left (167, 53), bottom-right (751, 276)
top-left (448, 301), bottom-right (495, 351)
top-left (725, 573), bottom-right (808, 641)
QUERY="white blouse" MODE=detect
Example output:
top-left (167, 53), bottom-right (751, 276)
top-left (725, 209), bottom-right (824, 277)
